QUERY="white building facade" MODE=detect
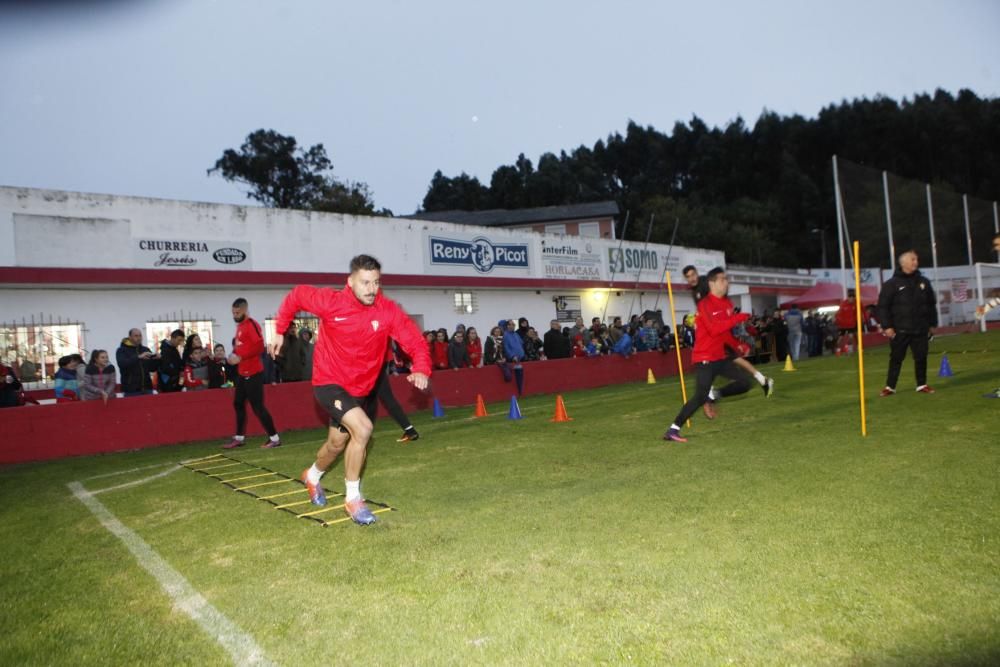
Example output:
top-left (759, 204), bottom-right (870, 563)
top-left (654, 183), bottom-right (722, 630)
top-left (0, 187), bottom-right (725, 379)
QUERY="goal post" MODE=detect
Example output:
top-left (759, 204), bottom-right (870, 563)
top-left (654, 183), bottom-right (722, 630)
top-left (974, 262), bottom-right (1000, 333)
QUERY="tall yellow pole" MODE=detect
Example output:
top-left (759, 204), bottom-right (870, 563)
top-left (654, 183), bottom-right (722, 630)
top-left (665, 271), bottom-right (691, 427)
top-left (852, 241), bottom-right (868, 437)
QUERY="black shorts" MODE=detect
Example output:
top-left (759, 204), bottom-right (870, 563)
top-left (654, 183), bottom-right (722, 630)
top-left (838, 328), bottom-right (855, 336)
top-left (314, 384), bottom-right (377, 431)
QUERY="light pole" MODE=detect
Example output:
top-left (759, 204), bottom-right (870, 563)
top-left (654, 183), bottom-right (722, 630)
top-left (811, 226), bottom-right (828, 268)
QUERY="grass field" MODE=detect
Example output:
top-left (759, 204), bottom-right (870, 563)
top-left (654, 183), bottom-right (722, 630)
top-left (2, 333), bottom-right (999, 666)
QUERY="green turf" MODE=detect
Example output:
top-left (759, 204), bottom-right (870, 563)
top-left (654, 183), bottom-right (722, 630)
top-left (2, 333), bottom-right (999, 665)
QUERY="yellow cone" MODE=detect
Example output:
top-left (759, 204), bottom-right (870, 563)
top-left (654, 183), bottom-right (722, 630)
top-left (782, 355), bottom-right (797, 372)
top-left (647, 368), bottom-right (656, 384)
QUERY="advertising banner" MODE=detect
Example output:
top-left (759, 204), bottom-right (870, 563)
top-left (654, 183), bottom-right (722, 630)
top-left (132, 239), bottom-right (253, 270)
top-left (424, 231), bottom-right (532, 275)
top-left (540, 238), bottom-right (603, 280)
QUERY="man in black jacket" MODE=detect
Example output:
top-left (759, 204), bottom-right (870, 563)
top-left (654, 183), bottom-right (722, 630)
top-left (543, 320), bottom-right (571, 359)
top-left (116, 328), bottom-right (159, 396)
top-left (878, 249), bottom-right (938, 396)
top-left (158, 329), bottom-right (185, 392)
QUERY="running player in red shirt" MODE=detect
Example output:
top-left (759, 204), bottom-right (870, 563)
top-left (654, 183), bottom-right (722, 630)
top-left (665, 267), bottom-right (753, 442)
top-left (683, 264), bottom-right (774, 396)
top-left (273, 254), bottom-right (431, 525)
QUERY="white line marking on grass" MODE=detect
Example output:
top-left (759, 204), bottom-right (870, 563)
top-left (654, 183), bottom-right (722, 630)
top-left (68, 482), bottom-right (275, 666)
top-left (90, 465), bottom-right (183, 495)
top-left (83, 462), bottom-right (180, 481)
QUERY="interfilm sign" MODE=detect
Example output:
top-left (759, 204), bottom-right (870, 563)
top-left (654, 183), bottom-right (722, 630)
top-left (541, 240), bottom-right (602, 279)
top-left (133, 239), bottom-right (252, 270)
top-left (426, 233), bottom-right (530, 274)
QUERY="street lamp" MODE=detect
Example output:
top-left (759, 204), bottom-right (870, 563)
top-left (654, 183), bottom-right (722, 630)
top-left (811, 226), bottom-right (828, 268)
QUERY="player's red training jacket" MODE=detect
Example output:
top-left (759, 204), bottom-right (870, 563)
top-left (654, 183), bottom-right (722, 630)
top-left (692, 292), bottom-right (748, 363)
top-left (233, 317), bottom-right (265, 377)
top-left (836, 299), bottom-right (857, 329)
top-left (275, 284), bottom-right (432, 396)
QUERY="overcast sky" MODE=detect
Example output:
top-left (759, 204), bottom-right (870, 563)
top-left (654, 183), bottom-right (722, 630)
top-left (1, 0), bottom-right (997, 215)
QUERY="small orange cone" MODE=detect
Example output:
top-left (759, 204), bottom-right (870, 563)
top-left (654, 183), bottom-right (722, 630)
top-left (647, 368), bottom-right (656, 384)
top-left (550, 394), bottom-right (573, 422)
top-left (474, 394), bottom-right (488, 418)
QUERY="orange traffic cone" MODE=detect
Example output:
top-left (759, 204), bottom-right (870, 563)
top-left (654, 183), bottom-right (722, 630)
top-left (474, 394), bottom-right (488, 418)
top-left (550, 395), bottom-right (573, 422)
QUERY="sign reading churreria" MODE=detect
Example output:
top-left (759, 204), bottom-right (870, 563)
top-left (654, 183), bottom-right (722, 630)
top-left (132, 239), bottom-right (253, 270)
top-left (427, 235), bottom-right (530, 274)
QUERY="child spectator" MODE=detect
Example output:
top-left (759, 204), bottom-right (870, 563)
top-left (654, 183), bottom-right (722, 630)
top-left (54, 354), bottom-right (82, 400)
top-left (80, 349), bottom-right (117, 403)
top-left (208, 343), bottom-right (233, 388)
top-left (431, 329), bottom-right (450, 370)
top-left (183, 346), bottom-right (210, 391)
top-left (571, 335), bottom-right (587, 358)
top-left (448, 329), bottom-right (471, 368)
top-left (466, 327), bottom-right (483, 367)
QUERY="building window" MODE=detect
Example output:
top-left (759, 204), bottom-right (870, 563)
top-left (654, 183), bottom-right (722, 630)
top-left (264, 315), bottom-right (320, 346)
top-left (545, 223), bottom-right (567, 235)
top-left (453, 292), bottom-right (478, 315)
top-left (578, 221), bottom-right (600, 238)
top-left (0, 320), bottom-right (85, 382)
top-left (146, 319), bottom-right (215, 351)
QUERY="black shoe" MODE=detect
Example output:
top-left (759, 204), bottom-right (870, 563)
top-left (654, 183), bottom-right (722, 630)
top-left (397, 428), bottom-right (420, 442)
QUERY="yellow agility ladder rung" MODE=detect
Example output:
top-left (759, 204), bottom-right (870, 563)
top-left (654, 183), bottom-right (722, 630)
top-left (194, 462), bottom-right (245, 472)
top-left (258, 488), bottom-right (308, 500)
top-left (322, 507), bottom-right (393, 526)
top-left (183, 453), bottom-right (225, 465)
top-left (234, 478), bottom-right (295, 491)
top-left (297, 502), bottom-right (347, 518)
top-left (218, 472), bottom-right (275, 483)
top-left (275, 499), bottom-right (314, 510)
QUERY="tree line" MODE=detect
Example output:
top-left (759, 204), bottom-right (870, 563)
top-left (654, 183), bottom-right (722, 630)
top-left (210, 89), bottom-right (999, 268)
top-left (421, 89), bottom-right (1000, 268)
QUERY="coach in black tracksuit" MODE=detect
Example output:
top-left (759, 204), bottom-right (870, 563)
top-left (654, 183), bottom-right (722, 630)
top-left (878, 250), bottom-right (938, 394)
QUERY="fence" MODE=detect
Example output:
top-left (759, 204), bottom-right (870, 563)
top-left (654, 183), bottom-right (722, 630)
top-left (833, 156), bottom-right (999, 325)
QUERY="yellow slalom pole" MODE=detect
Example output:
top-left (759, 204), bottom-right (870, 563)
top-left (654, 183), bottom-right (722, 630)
top-left (665, 271), bottom-right (691, 428)
top-left (853, 241), bottom-right (868, 437)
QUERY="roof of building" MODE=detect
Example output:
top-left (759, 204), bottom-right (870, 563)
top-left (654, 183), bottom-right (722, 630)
top-left (402, 200), bottom-right (620, 227)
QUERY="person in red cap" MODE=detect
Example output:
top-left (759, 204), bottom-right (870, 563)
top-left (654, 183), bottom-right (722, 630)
top-left (273, 254), bottom-right (431, 525)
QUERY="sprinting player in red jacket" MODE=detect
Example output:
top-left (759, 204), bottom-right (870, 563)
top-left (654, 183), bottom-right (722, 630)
top-left (273, 254), bottom-right (431, 526)
top-left (665, 267), bottom-right (753, 442)
top-left (683, 264), bottom-right (773, 396)
top-left (224, 298), bottom-right (281, 449)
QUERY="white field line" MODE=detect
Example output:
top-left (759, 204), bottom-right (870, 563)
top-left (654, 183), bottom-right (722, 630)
top-left (83, 461), bottom-right (180, 481)
top-left (90, 465), bottom-right (183, 495)
top-left (68, 482), bottom-right (275, 666)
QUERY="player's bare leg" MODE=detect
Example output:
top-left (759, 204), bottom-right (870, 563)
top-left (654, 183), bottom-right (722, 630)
top-left (301, 425), bottom-right (349, 506)
top-left (337, 406), bottom-right (378, 524)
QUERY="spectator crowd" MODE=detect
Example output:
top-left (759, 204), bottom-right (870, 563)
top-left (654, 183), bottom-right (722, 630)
top-left (1, 300), bottom-right (881, 408)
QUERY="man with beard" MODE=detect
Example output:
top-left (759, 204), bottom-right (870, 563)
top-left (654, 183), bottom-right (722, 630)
top-left (273, 254), bottom-right (431, 526)
top-left (223, 298), bottom-right (281, 448)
